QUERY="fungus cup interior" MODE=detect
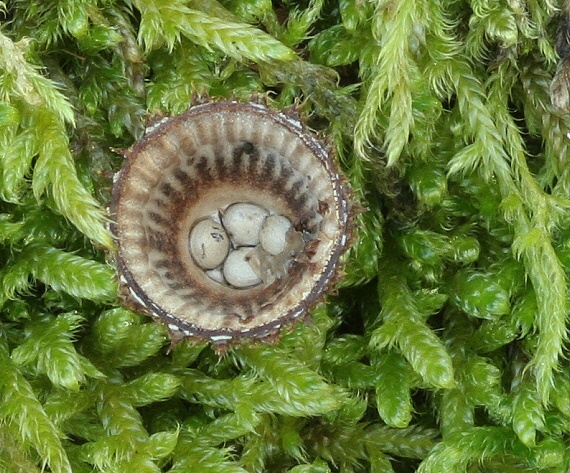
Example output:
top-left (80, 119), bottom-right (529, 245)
top-left (111, 101), bottom-right (351, 343)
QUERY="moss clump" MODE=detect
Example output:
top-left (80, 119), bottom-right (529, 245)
top-left (1, 1), bottom-right (569, 472)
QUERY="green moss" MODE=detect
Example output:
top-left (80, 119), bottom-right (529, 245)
top-left (1, 0), bottom-right (570, 471)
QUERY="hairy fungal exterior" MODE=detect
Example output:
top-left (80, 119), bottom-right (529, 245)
top-left (110, 100), bottom-right (353, 346)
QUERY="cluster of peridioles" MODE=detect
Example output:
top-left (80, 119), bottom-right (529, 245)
top-left (189, 202), bottom-right (304, 288)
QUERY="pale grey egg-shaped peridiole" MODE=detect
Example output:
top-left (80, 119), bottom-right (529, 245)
top-left (222, 203), bottom-right (269, 247)
top-left (189, 219), bottom-right (230, 270)
top-left (259, 214), bottom-right (292, 255)
top-left (223, 247), bottom-right (262, 288)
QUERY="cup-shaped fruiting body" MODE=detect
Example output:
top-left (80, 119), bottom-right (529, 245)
top-left (110, 100), bottom-right (353, 346)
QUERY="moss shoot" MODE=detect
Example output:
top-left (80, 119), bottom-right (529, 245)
top-left (1, 1), bottom-right (570, 472)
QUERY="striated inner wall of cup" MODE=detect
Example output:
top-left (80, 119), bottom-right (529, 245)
top-left (112, 102), bottom-right (350, 341)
